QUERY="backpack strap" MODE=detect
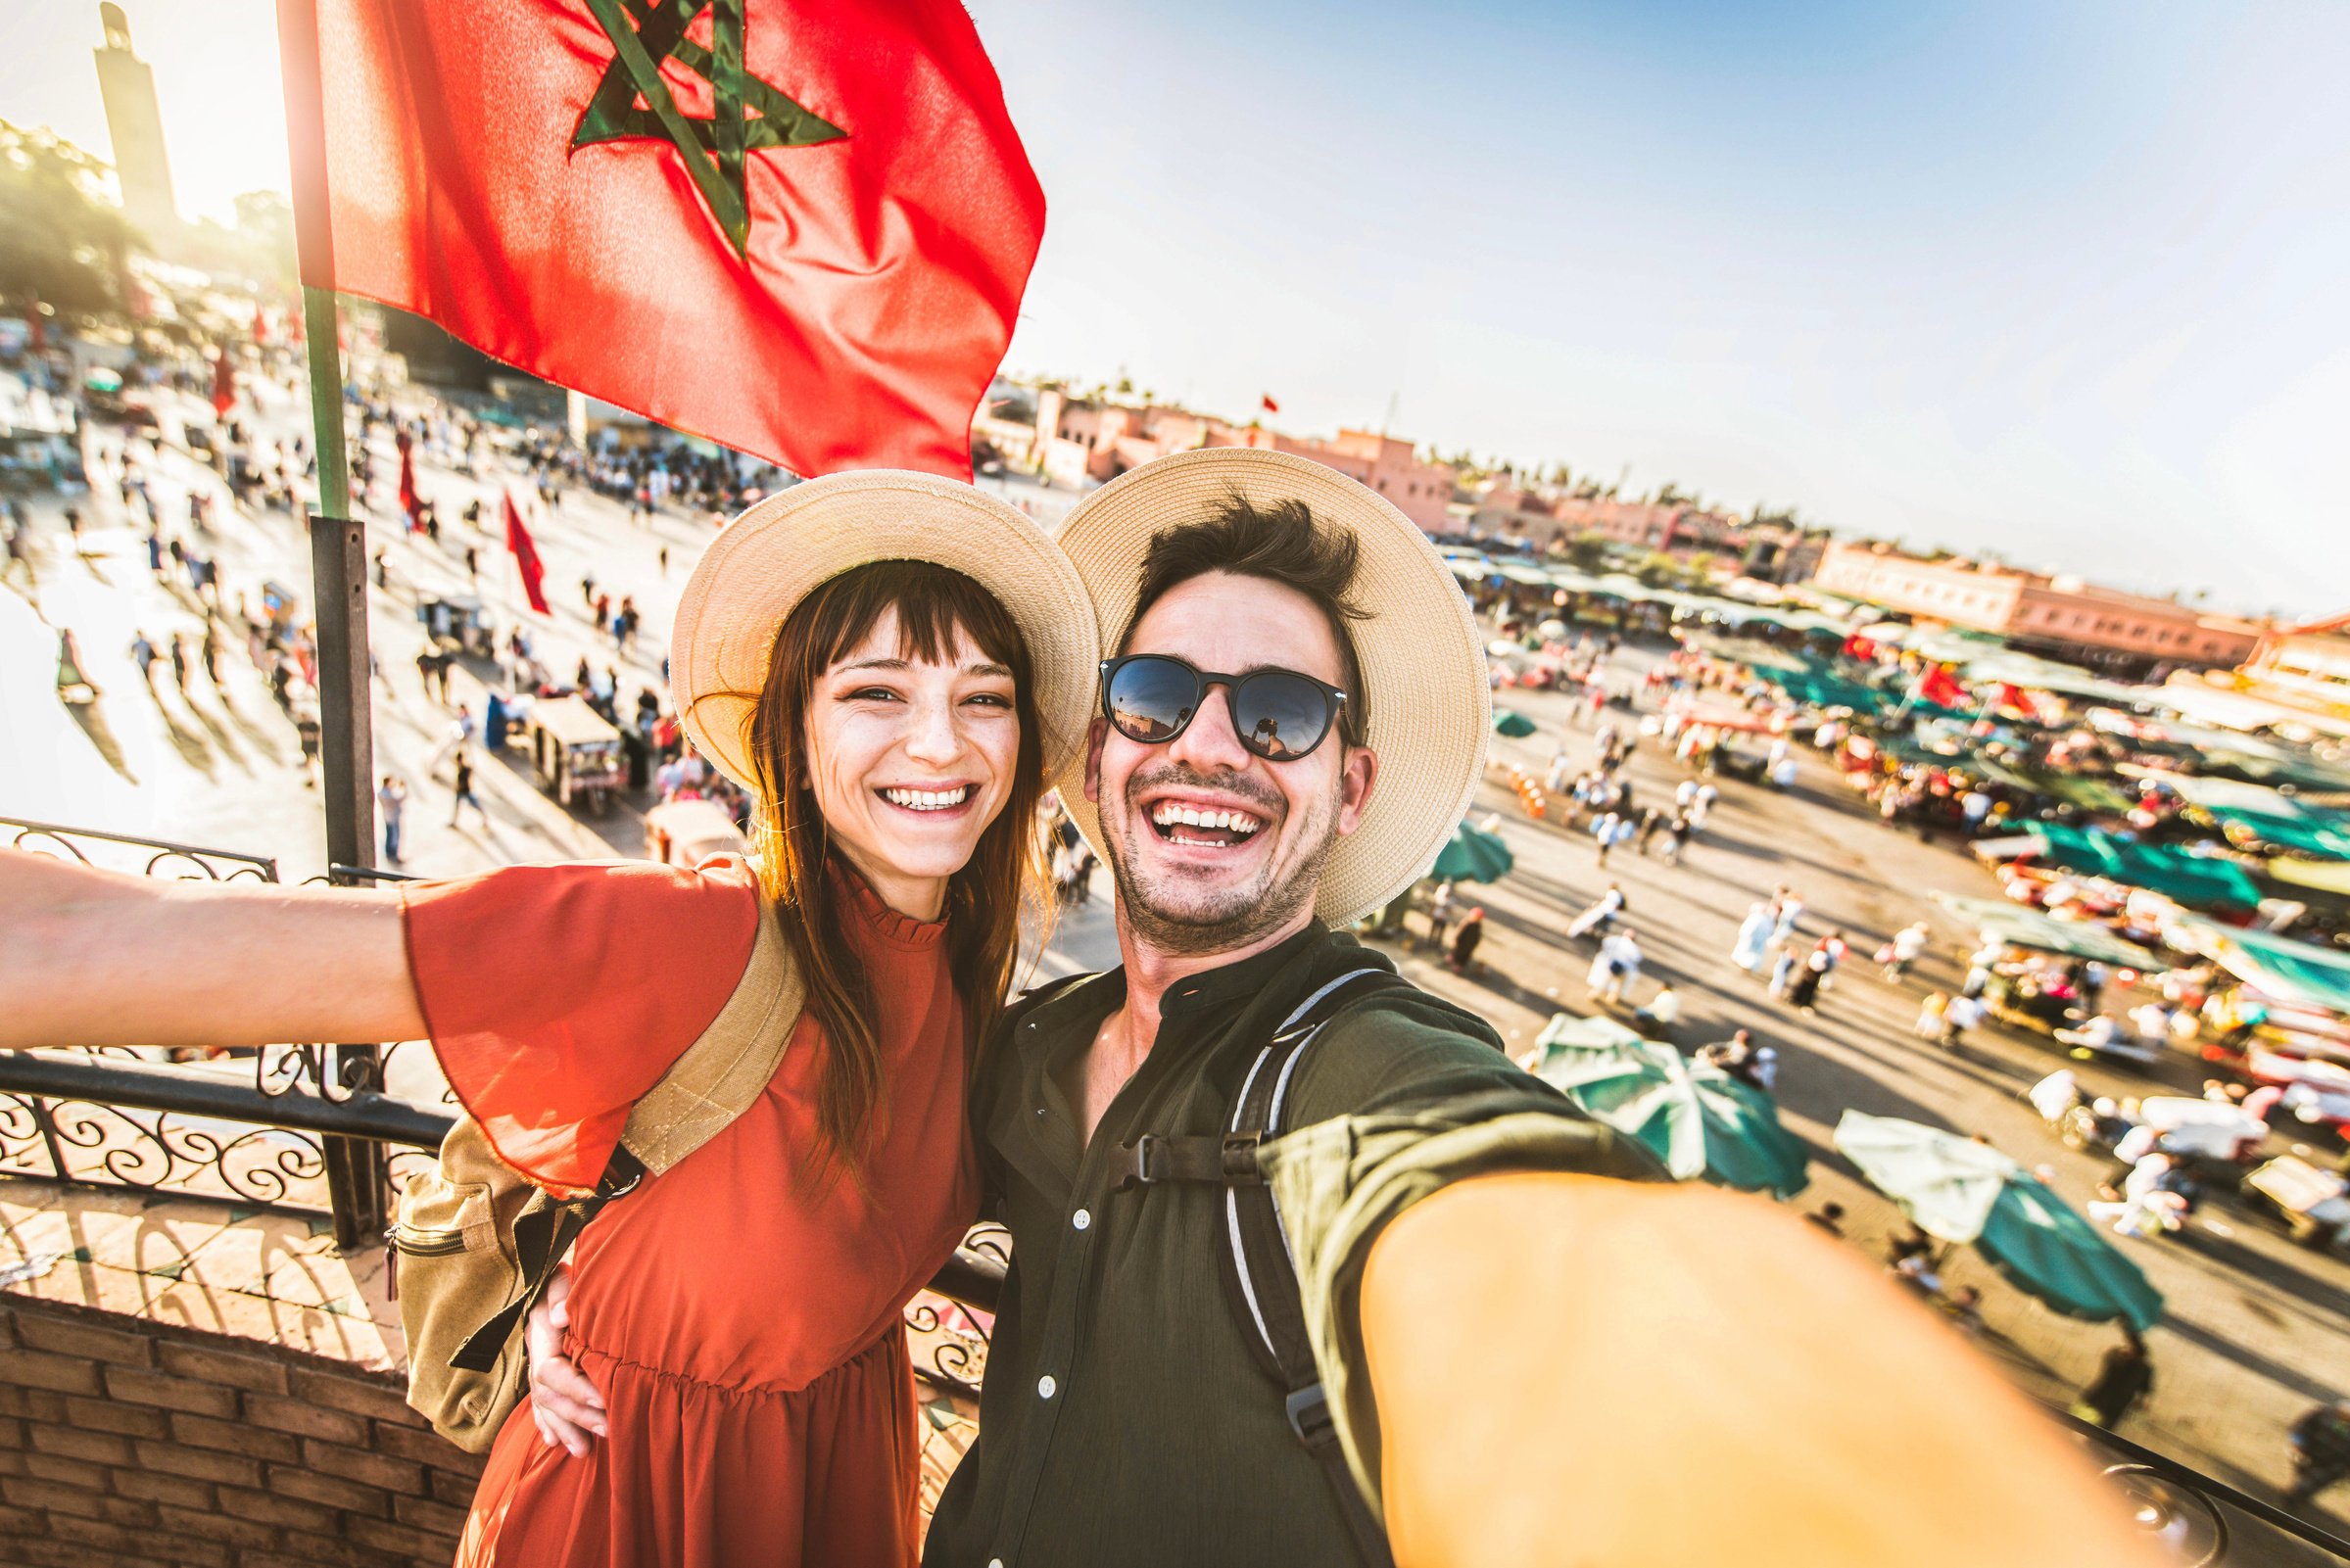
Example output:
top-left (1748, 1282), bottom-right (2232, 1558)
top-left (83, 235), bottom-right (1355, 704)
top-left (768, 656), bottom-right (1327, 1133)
top-left (452, 901), bottom-right (802, 1373)
top-left (1115, 965), bottom-right (1407, 1568)
top-left (621, 901), bottom-right (803, 1174)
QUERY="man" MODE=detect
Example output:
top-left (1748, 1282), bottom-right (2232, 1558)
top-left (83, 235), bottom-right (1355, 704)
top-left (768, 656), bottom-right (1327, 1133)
top-left (450, 752), bottom-right (486, 828)
top-left (1943, 988), bottom-right (1988, 1048)
top-left (2071, 1330), bottom-right (2154, 1431)
top-left (527, 451), bottom-right (2156, 1568)
top-left (2287, 1399), bottom-right (2350, 1511)
top-left (377, 775), bottom-right (408, 865)
top-left (1595, 927), bottom-right (1644, 1005)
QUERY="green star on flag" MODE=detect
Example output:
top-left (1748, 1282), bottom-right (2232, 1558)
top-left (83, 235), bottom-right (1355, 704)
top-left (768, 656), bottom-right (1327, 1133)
top-left (574, 0), bottom-right (846, 253)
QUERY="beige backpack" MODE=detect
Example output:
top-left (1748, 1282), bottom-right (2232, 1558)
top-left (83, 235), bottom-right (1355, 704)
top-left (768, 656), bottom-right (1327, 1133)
top-left (392, 904), bottom-right (802, 1451)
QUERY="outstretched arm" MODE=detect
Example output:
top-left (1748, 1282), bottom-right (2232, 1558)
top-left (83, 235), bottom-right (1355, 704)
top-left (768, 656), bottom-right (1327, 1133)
top-left (1362, 1173), bottom-right (2162, 1568)
top-left (0, 847), bottom-right (422, 1049)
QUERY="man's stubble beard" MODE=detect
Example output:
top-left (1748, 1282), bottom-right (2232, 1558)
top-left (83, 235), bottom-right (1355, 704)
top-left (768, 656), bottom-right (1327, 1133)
top-left (1102, 779), bottom-right (1340, 959)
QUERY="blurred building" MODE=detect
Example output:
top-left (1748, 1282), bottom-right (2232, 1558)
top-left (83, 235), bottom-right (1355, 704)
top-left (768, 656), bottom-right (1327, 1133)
top-left (92, 3), bottom-right (180, 247)
top-left (986, 384), bottom-right (1460, 531)
top-left (1810, 540), bottom-right (2263, 671)
top-left (2230, 612), bottom-right (2350, 733)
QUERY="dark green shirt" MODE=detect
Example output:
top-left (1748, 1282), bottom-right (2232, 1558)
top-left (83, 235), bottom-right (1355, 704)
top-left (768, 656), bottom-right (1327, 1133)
top-left (923, 924), bottom-right (1663, 1567)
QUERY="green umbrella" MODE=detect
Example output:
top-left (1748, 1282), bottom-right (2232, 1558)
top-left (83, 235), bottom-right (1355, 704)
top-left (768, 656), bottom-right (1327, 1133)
top-left (1493, 708), bottom-right (1537, 738)
top-left (1427, 820), bottom-right (1513, 882)
top-left (1833, 1111), bottom-right (2163, 1331)
top-left (1534, 1021), bottom-right (1810, 1197)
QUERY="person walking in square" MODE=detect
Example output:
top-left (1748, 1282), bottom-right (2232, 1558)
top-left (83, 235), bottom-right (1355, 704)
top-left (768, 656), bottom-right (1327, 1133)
top-left (378, 775), bottom-right (408, 865)
top-left (450, 751), bottom-right (487, 828)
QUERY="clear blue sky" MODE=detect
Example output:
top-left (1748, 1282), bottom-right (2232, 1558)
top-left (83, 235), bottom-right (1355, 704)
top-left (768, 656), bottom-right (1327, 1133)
top-left (6, 0), bottom-right (2345, 614)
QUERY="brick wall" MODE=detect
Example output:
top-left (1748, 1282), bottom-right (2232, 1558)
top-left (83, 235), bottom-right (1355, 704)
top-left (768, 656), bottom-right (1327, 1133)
top-left (0, 1293), bottom-right (483, 1568)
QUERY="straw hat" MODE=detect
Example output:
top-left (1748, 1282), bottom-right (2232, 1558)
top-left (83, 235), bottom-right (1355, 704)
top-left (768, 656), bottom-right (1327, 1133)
top-left (1054, 448), bottom-right (1491, 927)
top-left (672, 471), bottom-right (1100, 791)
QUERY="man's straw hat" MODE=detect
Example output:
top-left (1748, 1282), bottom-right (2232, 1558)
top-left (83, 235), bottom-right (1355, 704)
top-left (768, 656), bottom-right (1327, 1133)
top-left (672, 471), bottom-right (1100, 791)
top-left (1053, 448), bottom-right (1491, 927)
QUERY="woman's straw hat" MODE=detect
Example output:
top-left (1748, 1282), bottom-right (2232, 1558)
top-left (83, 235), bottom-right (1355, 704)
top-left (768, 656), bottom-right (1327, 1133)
top-left (672, 471), bottom-right (1100, 790)
top-left (1052, 448), bottom-right (1491, 927)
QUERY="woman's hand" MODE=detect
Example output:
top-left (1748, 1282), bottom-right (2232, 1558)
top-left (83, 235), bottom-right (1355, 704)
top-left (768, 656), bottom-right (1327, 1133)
top-left (526, 1265), bottom-right (607, 1456)
top-left (0, 847), bottom-right (423, 1049)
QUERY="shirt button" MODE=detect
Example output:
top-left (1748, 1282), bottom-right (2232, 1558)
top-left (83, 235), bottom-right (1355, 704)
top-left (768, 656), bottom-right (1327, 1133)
top-left (1072, 1209), bottom-right (1091, 1231)
top-left (989, 1559), bottom-right (1005, 1568)
top-left (1036, 1374), bottom-right (1058, 1400)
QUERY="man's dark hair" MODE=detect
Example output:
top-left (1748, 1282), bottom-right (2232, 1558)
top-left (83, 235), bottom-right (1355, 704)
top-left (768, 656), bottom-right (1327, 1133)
top-left (1119, 494), bottom-right (1370, 746)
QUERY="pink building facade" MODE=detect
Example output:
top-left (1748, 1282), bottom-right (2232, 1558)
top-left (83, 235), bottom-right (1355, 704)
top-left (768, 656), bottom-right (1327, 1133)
top-left (1000, 389), bottom-right (1460, 532)
top-left (1811, 541), bottom-right (2262, 670)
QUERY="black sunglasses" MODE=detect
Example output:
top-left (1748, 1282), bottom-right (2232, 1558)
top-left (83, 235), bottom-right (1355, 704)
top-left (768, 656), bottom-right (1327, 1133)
top-left (1099, 654), bottom-right (1349, 762)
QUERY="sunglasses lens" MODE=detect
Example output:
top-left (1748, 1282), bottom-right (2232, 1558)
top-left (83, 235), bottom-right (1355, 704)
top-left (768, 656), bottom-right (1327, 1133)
top-left (1233, 672), bottom-right (1334, 761)
top-left (1106, 656), bottom-right (1199, 742)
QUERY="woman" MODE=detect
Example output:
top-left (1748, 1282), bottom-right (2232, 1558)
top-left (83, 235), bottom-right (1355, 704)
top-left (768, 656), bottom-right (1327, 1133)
top-left (1787, 947), bottom-right (1830, 1012)
top-left (2, 471), bottom-right (1099, 1567)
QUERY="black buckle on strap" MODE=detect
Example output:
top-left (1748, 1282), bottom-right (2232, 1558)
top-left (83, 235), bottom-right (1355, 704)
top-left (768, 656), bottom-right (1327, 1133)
top-left (1220, 1131), bottom-right (1263, 1183)
top-left (1115, 1131), bottom-right (1266, 1190)
top-left (1115, 1133), bottom-right (1166, 1191)
top-left (1285, 1382), bottom-right (1337, 1449)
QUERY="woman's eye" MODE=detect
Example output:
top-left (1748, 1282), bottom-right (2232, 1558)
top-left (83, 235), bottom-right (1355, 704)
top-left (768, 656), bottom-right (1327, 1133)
top-left (965, 691), bottom-right (1013, 709)
top-left (845, 687), bottom-right (900, 703)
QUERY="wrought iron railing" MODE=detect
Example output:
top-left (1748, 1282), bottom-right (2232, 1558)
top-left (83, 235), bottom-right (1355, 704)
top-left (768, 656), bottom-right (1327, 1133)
top-left (0, 818), bottom-right (1001, 1401)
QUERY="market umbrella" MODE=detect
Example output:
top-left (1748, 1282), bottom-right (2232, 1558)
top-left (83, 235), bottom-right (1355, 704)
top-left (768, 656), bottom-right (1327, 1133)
top-left (1833, 1111), bottom-right (2163, 1331)
top-left (1493, 708), bottom-right (1538, 738)
top-left (1427, 820), bottom-right (1513, 883)
top-left (1534, 1020), bottom-right (1810, 1197)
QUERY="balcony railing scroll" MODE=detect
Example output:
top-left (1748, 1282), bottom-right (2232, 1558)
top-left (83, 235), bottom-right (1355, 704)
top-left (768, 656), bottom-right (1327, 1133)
top-left (0, 818), bottom-right (1000, 1403)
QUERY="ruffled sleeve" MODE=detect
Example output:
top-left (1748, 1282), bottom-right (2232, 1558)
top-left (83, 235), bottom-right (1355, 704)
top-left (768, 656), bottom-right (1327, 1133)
top-left (400, 855), bottom-right (762, 1197)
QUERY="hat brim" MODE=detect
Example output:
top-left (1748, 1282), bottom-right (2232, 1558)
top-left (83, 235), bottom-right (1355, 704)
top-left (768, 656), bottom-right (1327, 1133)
top-left (1052, 448), bottom-right (1491, 927)
top-left (672, 471), bottom-right (1100, 791)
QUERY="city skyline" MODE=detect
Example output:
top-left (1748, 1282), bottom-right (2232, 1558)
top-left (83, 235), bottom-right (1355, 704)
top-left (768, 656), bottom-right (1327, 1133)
top-left (4, 0), bottom-right (2344, 617)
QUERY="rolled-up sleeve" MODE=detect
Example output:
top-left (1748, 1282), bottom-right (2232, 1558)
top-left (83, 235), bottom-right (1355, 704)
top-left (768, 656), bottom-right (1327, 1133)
top-left (1257, 999), bottom-right (1668, 1517)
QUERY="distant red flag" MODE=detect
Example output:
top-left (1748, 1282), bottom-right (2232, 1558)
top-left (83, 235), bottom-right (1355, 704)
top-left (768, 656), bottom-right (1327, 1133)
top-left (210, 351), bottom-right (236, 417)
top-left (1917, 664), bottom-right (1969, 710)
top-left (288, 0), bottom-right (1044, 478)
top-left (1261, 394), bottom-right (1280, 415)
top-left (504, 491), bottom-right (550, 615)
top-left (252, 305), bottom-right (269, 344)
top-left (398, 446), bottom-right (423, 530)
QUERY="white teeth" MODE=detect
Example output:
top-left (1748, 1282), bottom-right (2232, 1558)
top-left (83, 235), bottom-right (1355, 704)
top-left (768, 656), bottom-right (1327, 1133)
top-left (885, 785), bottom-right (969, 811)
top-left (1151, 802), bottom-right (1261, 838)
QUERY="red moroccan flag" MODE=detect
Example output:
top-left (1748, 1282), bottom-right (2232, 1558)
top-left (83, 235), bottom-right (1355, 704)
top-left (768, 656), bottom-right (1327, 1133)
top-left (1261, 393), bottom-right (1280, 415)
top-left (504, 491), bottom-right (552, 614)
top-left (281, 0), bottom-right (1044, 477)
top-left (398, 446), bottom-right (424, 530)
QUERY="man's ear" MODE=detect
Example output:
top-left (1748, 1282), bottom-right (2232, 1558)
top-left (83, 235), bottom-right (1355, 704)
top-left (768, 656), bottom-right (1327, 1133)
top-left (1082, 717), bottom-right (1108, 806)
top-left (1336, 744), bottom-right (1378, 834)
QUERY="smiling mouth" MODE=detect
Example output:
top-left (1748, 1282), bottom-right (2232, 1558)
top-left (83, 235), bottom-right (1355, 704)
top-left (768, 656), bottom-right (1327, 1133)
top-left (1148, 801), bottom-right (1267, 848)
top-left (879, 784), bottom-right (976, 813)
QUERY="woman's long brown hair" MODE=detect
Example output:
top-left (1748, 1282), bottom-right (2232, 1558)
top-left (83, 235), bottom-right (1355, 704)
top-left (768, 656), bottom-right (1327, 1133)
top-left (739, 560), bottom-right (1046, 1185)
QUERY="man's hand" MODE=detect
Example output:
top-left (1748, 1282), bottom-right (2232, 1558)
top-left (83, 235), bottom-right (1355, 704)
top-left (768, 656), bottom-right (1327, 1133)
top-left (526, 1265), bottom-right (607, 1455)
top-left (1362, 1173), bottom-right (2166, 1568)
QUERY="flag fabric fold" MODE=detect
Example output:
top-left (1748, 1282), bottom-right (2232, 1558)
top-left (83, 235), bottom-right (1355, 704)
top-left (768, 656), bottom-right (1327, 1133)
top-left (289, 0), bottom-right (1045, 478)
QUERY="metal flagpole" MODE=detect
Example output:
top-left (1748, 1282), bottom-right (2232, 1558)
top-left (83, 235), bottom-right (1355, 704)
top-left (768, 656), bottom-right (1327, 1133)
top-left (276, 0), bottom-right (385, 1250)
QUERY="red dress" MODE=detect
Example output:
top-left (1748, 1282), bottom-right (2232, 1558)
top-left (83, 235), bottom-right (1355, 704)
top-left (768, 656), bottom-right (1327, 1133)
top-left (401, 858), bottom-right (979, 1567)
